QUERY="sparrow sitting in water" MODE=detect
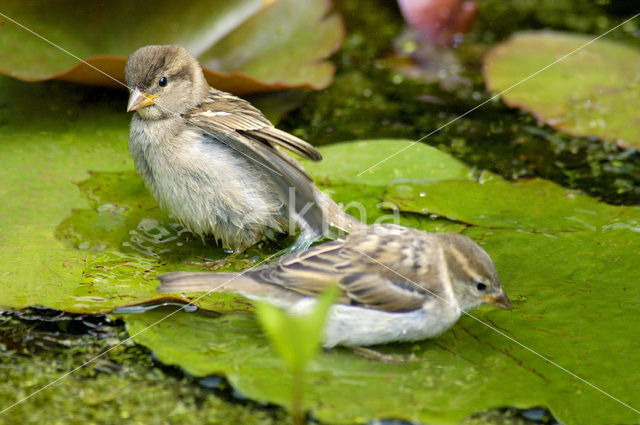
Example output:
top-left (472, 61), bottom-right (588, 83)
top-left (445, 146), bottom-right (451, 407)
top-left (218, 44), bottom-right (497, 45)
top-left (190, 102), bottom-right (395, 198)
top-left (125, 45), bottom-right (362, 252)
top-left (157, 224), bottom-right (511, 347)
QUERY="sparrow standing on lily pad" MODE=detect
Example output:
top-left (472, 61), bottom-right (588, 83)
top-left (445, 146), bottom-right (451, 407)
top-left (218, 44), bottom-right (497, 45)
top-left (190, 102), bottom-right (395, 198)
top-left (124, 45), bottom-right (362, 253)
top-left (158, 224), bottom-right (511, 347)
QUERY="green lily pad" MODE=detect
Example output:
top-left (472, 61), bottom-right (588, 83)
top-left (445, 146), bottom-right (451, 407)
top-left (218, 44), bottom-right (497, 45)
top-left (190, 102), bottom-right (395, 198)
top-left (0, 77), bottom-right (266, 313)
top-left (198, 0), bottom-right (343, 90)
top-left (0, 0), bottom-right (343, 93)
top-left (304, 139), bottom-right (471, 233)
top-left (483, 31), bottom-right (640, 148)
top-left (303, 139), bottom-right (473, 186)
top-left (124, 174), bottom-right (640, 425)
top-left (385, 172), bottom-right (640, 233)
top-left (379, 174), bottom-right (640, 424)
top-left (0, 74), bottom-right (463, 314)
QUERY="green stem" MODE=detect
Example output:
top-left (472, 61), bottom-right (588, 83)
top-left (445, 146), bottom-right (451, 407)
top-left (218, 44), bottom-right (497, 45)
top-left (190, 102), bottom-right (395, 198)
top-left (292, 369), bottom-right (304, 425)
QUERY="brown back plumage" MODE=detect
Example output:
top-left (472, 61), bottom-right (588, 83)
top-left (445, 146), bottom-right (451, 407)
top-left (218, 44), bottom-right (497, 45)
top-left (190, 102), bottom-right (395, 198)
top-left (158, 225), bottom-right (460, 312)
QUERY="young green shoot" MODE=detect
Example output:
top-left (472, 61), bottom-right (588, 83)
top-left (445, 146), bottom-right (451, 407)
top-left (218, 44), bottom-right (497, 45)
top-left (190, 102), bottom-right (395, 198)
top-left (255, 285), bottom-right (339, 425)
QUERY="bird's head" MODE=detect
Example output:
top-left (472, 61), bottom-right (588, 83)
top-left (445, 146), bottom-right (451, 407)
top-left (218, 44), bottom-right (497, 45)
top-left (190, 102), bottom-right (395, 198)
top-left (438, 233), bottom-right (512, 312)
top-left (124, 45), bottom-right (208, 120)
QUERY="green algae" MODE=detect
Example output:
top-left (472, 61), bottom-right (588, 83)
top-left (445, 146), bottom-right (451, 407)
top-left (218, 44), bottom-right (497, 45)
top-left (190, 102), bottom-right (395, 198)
top-left (0, 309), bottom-right (557, 425)
top-left (0, 309), bottom-right (288, 425)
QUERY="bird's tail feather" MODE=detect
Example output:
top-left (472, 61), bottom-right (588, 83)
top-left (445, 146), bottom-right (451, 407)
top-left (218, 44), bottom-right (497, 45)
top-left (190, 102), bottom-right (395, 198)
top-left (157, 271), bottom-right (308, 307)
top-left (157, 271), bottom-right (257, 294)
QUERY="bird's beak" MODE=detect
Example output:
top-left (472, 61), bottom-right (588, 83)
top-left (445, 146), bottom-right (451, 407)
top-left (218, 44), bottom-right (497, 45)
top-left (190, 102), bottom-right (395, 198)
top-left (484, 292), bottom-right (512, 310)
top-left (127, 88), bottom-right (157, 112)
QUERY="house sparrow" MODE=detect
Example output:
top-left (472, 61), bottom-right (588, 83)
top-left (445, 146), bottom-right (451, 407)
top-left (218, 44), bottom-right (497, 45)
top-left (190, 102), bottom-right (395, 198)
top-left (157, 224), bottom-right (511, 347)
top-left (124, 45), bottom-right (363, 251)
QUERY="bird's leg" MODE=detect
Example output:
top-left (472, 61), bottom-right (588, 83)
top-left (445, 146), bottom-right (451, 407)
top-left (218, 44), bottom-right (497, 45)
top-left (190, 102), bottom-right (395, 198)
top-left (346, 346), bottom-right (420, 364)
top-left (283, 230), bottom-right (323, 254)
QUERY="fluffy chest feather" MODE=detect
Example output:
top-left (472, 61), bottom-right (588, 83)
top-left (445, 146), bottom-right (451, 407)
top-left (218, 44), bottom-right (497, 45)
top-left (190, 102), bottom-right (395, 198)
top-left (128, 116), bottom-right (285, 247)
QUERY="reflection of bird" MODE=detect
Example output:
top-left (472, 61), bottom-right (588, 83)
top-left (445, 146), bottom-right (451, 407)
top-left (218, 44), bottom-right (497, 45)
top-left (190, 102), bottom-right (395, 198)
top-left (158, 224), bottom-right (511, 347)
top-left (124, 45), bottom-right (362, 252)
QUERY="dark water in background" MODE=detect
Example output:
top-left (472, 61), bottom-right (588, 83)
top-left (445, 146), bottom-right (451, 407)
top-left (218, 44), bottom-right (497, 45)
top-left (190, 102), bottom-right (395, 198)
top-left (284, 0), bottom-right (640, 206)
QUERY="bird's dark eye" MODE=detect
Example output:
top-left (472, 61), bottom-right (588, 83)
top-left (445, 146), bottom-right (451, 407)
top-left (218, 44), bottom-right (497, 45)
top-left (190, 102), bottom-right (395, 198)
top-left (476, 282), bottom-right (487, 291)
top-left (158, 77), bottom-right (168, 87)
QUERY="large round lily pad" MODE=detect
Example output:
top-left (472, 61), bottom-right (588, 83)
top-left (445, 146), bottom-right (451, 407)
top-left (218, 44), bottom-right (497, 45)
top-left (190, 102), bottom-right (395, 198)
top-left (483, 31), bottom-right (640, 148)
top-left (0, 0), bottom-right (343, 93)
top-left (124, 172), bottom-right (640, 425)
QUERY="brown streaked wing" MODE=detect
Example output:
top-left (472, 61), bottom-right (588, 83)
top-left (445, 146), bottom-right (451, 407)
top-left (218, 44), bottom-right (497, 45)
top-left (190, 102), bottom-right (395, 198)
top-left (252, 239), bottom-right (350, 300)
top-left (187, 90), bottom-right (326, 231)
top-left (338, 273), bottom-right (427, 312)
top-left (246, 127), bottom-right (322, 161)
top-left (205, 129), bottom-right (326, 231)
top-left (191, 89), bottom-right (271, 129)
top-left (336, 225), bottom-right (445, 311)
top-left (189, 89), bottom-right (322, 161)
top-left (248, 228), bottom-right (440, 313)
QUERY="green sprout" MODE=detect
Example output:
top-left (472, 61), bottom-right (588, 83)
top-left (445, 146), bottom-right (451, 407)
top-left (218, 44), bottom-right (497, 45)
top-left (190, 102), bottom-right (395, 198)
top-left (255, 285), bottom-right (339, 425)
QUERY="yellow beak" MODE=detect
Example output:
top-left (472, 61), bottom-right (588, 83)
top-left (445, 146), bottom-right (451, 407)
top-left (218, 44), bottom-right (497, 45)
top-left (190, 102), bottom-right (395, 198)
top-left (127, 88), bottom-right (157, 112)
top-left (484, 292), bottom-right (512, 310)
